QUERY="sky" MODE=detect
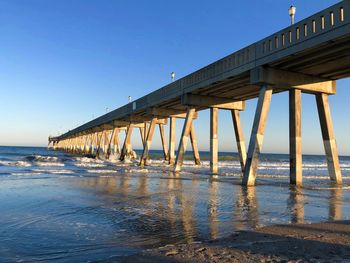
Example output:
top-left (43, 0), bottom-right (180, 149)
top-left (0, 0), bottom-right (349, 155)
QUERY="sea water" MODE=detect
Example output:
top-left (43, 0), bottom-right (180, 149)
top-left (0, 146), bottom-right (349, 262)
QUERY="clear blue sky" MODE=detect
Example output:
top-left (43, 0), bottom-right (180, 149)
top-left (1, 0), bottom-right (349, 155)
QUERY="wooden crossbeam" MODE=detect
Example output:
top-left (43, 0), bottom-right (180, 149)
top-left (112, 120), bottom-right (145, 128)
top-left (182, 94), bottom-right (245, 110)
top-left (124, 115), bottom-right (168, 124)
top-left (148, 107), bottom-right (198, 119)
top-left (250, 67), bottom-right (336, 94)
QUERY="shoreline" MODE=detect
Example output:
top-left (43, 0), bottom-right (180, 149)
top-left (111, 220), bottom-right (350, 263)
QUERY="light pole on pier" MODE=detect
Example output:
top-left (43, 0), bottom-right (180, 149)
top-left (289, 5), bottom-right (296, 25)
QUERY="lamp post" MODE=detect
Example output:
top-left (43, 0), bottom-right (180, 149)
top-left (289, 5), bottom-right (296, 25)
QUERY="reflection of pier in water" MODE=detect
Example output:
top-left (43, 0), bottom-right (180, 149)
top-left (74, 175), bottom-right (345, 243)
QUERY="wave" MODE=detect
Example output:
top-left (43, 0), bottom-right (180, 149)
top-left (11, 172), bottom-right (43, 176)
top-left (75, 163), bottom-right (106, 168)
top-left (32, 169), bottom-right (75, 174)
top-left (25, 155), bottom-right (59, 162)
top-left (75, 157), bottom-right (105, 164)
top-left (86, 169), bottom-right (118, 174)
top-left (0, 160), bottom-right (32, 167)
top-left (125, 168), bottom-right (149, 173)
top-left (35, 162), bottom-right (65, 167)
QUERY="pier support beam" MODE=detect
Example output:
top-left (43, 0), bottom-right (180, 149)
top-left (113, 128), bottom-right (120, 155)
top-left (159, 124), bottom-right (169, 161)
top-left (242, 86), bottom-right (273, 186)
top-left (174, 108), bottom-right (196, 172)
top-left (120, 126), bottom-right (133, 161)
top-left (91, 133), bottom-right (97, 155)
top-left (140, 118), bottom-right (158, 166)
top-left (139, 127), bottom-right (145, 146)
top-left (84, 134), bottom-right (90, 154)
top-left (190, 124), bottom-right (201, 165)
top-left (231, 109), bottom-right (247, 173)
top-left (210, 107), bottom-right (219, 174)
top-left (144, 122), bottom-right (149, 145)
top-left (96, 131), bottom-right (104, 158)
top-left (289, 89), bottom-right (303, 186)
top-left (106, 128), bottom-right (115, 159)
top-left (103, 130), bottom-right (109, 157)
top-left (316, 93), bottom-right (342, 184)
top-left (168, 117), bottom-right (176, 165)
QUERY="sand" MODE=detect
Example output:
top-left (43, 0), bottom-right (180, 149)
top-left (110, 220), bottom-right (350, 263)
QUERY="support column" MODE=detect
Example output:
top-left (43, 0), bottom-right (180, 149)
top-left (190, 124), bottom-right (201, 165)
top-left (120, 126), bottom-right (133, 161)
top-left (168, 117), bottom-right (176, 165)
top-left (231, 109), bottom-right (247, 173)
top-left (139, 127), bottom-right (145, 146)
top-left (84, 134), bottom-right (90, 154)
top-left (106, 128), bottom-right (115, 159)
top-left (140, 118), bottom-right (158, 166)
top-left (290, 89), bottom-right (302, 186)
top-left (242, 86), bottom-right (273, 186)
top-left (316, 93), bottom-right (342, 184)
top-left (96, 131), bottom-right (104, 158)
top-left (90, 133), bottom-right (97, 155)
top-left (174, 108), bottom-right (196, 172)
top-left (159, 124), bottom-right (169, 161)
top-left (103, 131), bottom-right (108, 156)
top-left (113, 128), bottom-right (120, 155)
top-left (210, 107), bottom-right (219, 174)
top-left (144, 122), bottom-right (149, 145)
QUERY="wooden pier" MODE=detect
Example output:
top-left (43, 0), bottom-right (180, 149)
top-left (49, 1), bottom-right (350, 186)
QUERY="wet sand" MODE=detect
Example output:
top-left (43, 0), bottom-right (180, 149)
top-left (113, 220), bottom-right (350, 263)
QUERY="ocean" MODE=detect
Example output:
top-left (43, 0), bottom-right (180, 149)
top-left (0, 146), bottom-right (349, 262)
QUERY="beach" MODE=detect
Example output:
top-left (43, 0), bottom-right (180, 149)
top-left (116, 220), bottom-right (350, 262)
top-left (0, 146), bottom-right (349, 262)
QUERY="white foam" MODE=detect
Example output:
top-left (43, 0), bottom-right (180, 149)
top-left (126, 169), bottom-right (149, 173)
top-left (33, 155), bottom-right (59, 162)
top-left (76, 157), bottom-right (104, 164)
top-left (48, 169), bottom-right (74, 174)
top-left (32, 169), bottom-right (74, 174)
top-left (11, 172), bottom-right (43, 176)
top-left (86, 169), bottom-right (118, 174)
top-left (36, 162), bottom-right (64, 167)
top-left (0, 160), bottom-right (32, 167)
top-left (75, 163), bottom-right (106, 168)
top-left (15, 161), bottom-right (32, 167)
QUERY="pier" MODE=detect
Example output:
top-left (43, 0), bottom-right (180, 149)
top-left (49, 1), bottom-right (350, 187)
